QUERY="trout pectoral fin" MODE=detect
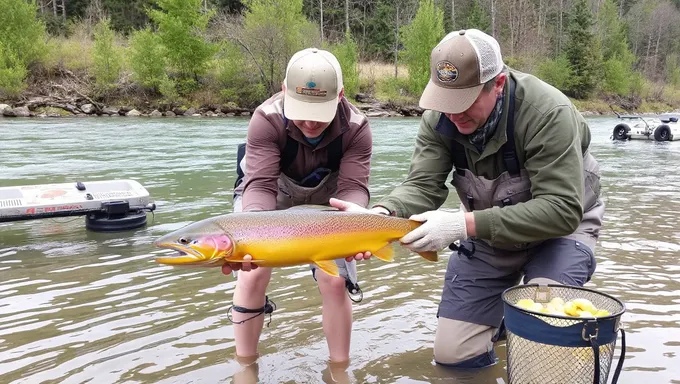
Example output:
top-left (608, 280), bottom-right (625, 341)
top-left (373, 243), bottom-right (394, 262)
top-left (417, 251), bottom-right (438, 262)
top-left (314, 260), bottom-right (340, 277)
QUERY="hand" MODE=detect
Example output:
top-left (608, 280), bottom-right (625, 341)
top-left (400, 210), bottom-right (468, 253)
top-left (330, 198), bottom-right (385, 261)
top-left (221, 254), bottom-right (258, 275)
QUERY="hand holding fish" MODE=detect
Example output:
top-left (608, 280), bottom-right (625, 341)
top-left (221, 254), bottom-right (258, 275)
top-left (400, 210), bottom-right (468, 252)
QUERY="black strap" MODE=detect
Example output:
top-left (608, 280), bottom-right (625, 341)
top-left (504, 78), bottom-right (520, 176)
top-left (450, 77), bottom-right (519, 177)
top-left (280, 135), bottom-right (299, 171)
top-left (610, 328), bottom-right (626, 384)
top-left (227, 296), bottom-right (277, 327)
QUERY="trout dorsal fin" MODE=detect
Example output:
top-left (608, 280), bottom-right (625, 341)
top-left (314, 260), bottom-right (340, 277)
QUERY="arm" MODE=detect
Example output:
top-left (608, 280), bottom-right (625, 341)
top-left (473, 105), bottom-right (585, 244)
top-left (240, 110), bottom-right (282, 212)
top-left (335, 119), bottom-right (372, 208)
top-left (374, 111), bottom-right (454, 218)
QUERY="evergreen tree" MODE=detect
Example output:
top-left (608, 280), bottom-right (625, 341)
top-left (464, 0), bottom-right (491, 33)
top-left (564, 0), bottom-right (600, 98)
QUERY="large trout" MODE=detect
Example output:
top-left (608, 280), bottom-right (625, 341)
top-left (153, 206), bottom-right (438, 277)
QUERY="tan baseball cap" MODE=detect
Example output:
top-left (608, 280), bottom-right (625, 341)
top-left (419, 29), bottom-right (504, 114)
top-left (283, 48), bottom-right (343, 123)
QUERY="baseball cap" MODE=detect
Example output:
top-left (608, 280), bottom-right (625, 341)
top-left (419, 29), bottom-right (504, 114)
top-left (283, 48), bottom-right (344, 123)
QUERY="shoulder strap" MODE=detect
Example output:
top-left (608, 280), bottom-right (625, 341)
top-left (280, 135), bottom-right (298, 172)
top-left (325, 134), bottom-right (344, 172)
top-left (502, 78), bottom-right (520, 176)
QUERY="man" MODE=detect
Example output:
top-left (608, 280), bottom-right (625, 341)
top-left (332, 29), bottom-right (605, 369)
top-left (223, 47), bottom-right (373, 364)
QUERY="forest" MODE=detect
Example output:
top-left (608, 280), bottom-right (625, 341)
top-left (1, 0), bottom-right (680, 115)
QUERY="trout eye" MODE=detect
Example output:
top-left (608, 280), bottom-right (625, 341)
top-left (178, 237), bottom-right (190, 245)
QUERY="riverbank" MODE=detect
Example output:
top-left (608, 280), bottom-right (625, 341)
top-left (2, 94), bottom-right (678, 119)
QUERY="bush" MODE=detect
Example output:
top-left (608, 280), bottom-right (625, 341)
top-left (537, 56), bottom-right (572, 91)
top-left (92, 18), bottom-right (123, 93)
top-left (0, 42), bottom-right (27, 98)
top-left (329, 31), bottom-right (360, 100)
top-left (211, 41), bottom-right (266, 108)
top-left (129, 27), bottom-right (168, 90)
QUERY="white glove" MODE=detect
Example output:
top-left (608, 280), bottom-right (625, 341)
top-left (400, 210), bottom-right (468, 252)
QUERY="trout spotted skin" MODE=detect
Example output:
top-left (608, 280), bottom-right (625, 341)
top-left (153, 207), bottom-right (438, 277)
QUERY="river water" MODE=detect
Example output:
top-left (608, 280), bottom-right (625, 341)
top-left (0, 115), bottom-right (678, 384)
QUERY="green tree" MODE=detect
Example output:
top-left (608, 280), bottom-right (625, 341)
top-left (564, 0), bottom-right (601, 98)
top-left (92, 18), bottom-right (123, 93)
top-left (148, 0), bottom-right (216, 93)
top-left (213, 41), bottom-right (266, 107)
top-left (0, 42), bottom-right (27, 98)
top-left (464, 0), bottom-right (491, 33)
top-left (0, 0), bottom-right (46, 67)
top-left (400, 0), bottom-right (444, 94)
top-left (597, 0), bottom-right (635, 95)
top-left (129, 27), bottom-right (168, 90)
top-left (241, 0), bottom-right (319, 94)
top-left (329, 31), bottom-right (360, 100)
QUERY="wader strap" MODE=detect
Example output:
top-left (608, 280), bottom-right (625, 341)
top-left (448, 78), bottom-right (520, 177)
top-left (234, 143), bottom-right (247, 198)
top-left (227, 296), bottom-right (277, 327)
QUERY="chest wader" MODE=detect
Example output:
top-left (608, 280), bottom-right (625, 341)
top-left (229, 132), bottom-right (362, 325)
top-left (441, 79), bottom-right (603, 259)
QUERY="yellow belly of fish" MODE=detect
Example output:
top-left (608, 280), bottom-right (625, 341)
top-left (227, 230), bottom-right (401, 276)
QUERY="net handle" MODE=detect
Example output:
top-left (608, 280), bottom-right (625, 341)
top-left (590, 327), bottom-right (626, 384)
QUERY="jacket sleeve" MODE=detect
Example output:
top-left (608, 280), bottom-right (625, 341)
top-left (373, 111), bottom-right (453, 218)
top-left (473, 105), bottom-right (585, 244)
top-left (240, 109), bottom-right (281, 212)
top-left (335, 119), bottom-right (372, 208)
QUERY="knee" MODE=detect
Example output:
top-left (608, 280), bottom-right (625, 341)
top-left (433, 318), bottom-right (497, 368)
top-left (316, 271), bottom-right (347, 297)
top-left (236, 268), bottom-right (271, 295)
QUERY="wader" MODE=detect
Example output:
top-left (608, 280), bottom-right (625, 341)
top-left (232, 133), bottom-right (361, 298)
top-left (432, 79), bottom-right (604, 368)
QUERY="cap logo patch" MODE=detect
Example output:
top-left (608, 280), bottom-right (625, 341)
top-left (436, 61), bottom-right (458, 83)
top-left (296, 87), bottom-right (327, 97)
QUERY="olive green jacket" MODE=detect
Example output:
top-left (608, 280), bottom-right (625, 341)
top-left (375, 69), bottom-right (593, 246)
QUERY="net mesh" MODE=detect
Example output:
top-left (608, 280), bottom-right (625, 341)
top-left (467, 30), bottom-right (503, 83)
top-left (503, 286), bottom-right (624, 384)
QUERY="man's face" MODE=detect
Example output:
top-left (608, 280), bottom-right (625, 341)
top-left (283, 84), bottom-right (344, 138)
top-left (445, 73), bottom-right (507, 135)
top-left (292, 119), bottom-right (332, 138)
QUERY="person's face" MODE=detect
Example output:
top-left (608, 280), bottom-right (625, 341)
top-left (292, 119), bottom-right (332, 137)
top-left (283, 84), bottom-right (344, 138)
top-left (445, 73), bottom-right (507, 135)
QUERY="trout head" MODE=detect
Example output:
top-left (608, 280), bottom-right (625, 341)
top-left (153, 220), bottom-right (234, 266)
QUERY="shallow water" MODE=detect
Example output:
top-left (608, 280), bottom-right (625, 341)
top-left (0, 115), bottom-right (679, 383)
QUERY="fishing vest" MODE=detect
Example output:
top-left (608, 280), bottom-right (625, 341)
top-left (439, 78), bottom-right (604, 251)
top-left (233, 116), bottom-right (344, 209)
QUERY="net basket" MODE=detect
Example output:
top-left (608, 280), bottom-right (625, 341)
top-left (502, 284), bottom-right (626, 384)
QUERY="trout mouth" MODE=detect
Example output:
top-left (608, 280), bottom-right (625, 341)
top-left (154, 242), bottom-right (209, 265)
